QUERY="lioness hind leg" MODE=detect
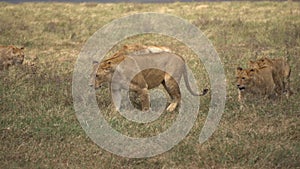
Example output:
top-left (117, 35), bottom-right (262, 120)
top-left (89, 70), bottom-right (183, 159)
top-left (112, 89), bottom-right (122, 111)
top-left (130, 76), bottom-right (150, 111)
top-left (162, 76), bottom-right (181, 112)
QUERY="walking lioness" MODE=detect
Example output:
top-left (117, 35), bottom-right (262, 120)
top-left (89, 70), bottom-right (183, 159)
top-left (90, 52), bottom-right (208, 112)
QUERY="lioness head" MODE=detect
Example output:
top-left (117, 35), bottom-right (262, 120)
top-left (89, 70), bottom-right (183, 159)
top-left (4, 46), bottom-right (25, 66)
top-left (236, 67), bottom-right (257, 91)
top-left (14, 46), bottom-right (25, 64)
top-left (9, 46), bottom-right (25, 65)
top-left (89, 61), bottom-right (112, 89)
top-left (90, 55), bottom-right (125, 89)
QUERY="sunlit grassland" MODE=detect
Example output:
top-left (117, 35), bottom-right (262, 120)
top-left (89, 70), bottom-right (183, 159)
top-left (0, 1), bottom-right (299, 168)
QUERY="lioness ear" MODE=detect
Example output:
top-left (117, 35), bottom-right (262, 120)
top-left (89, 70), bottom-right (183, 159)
top-left (12, 47), bottom-right (18, 54)
top-left (20, 46), bottom-right (24, 50)
top-left (103, 68), bottom-right (111, 73)
top-left (135, 44), bottom-right (141, 48)
top-left (264, 57), bottom-right (272, 62)
top-left (236, 67), bottom-right (243, 71)
top-left (249, 69), bottom-right (256, 76)
top-left (123, 45), bottom-right (129, 49)
top-left (93, 61), bottom-right (99, 65)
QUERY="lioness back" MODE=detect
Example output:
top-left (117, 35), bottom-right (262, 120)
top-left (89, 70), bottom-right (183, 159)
top-left (111, 44), bottom-right (171, 58)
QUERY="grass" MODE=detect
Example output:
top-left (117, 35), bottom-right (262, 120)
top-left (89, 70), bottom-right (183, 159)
top-left (0, 1), bottom-right (299, 168)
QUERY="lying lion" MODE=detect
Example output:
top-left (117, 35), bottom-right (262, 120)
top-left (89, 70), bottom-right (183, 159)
top-left (236, 66), bottom-right (275, 103)
top-left (249, 57), bottom-right (292, 96)
top-left (90, 49), bottom-right (208, 112)
top-left (0, 45), bottom-right (25, 70)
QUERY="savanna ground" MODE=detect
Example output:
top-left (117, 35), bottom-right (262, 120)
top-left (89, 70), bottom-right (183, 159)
top-left (0, 1), bottom-right (299, 168)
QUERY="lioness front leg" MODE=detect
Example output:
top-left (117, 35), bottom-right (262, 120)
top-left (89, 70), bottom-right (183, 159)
top-left (238, 90), bottom-right (246, 109)
top-left (139, 88), bottom-right (150, 111)
top-left (238, 90), bottom-right (244, 103)
top-left (130, 84), bottom-right (150, 112)
top-left (283, 78), bottom-right (293, 97)
top-left (111, 89), bottom-right (122, 111)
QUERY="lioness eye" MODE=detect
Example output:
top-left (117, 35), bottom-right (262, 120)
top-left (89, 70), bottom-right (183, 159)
top-left (242, 77), bottom-right (245, 80)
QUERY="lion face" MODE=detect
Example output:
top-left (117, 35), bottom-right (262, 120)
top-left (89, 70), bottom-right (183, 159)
top-left (236, 67), bottom-right (256, 91)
